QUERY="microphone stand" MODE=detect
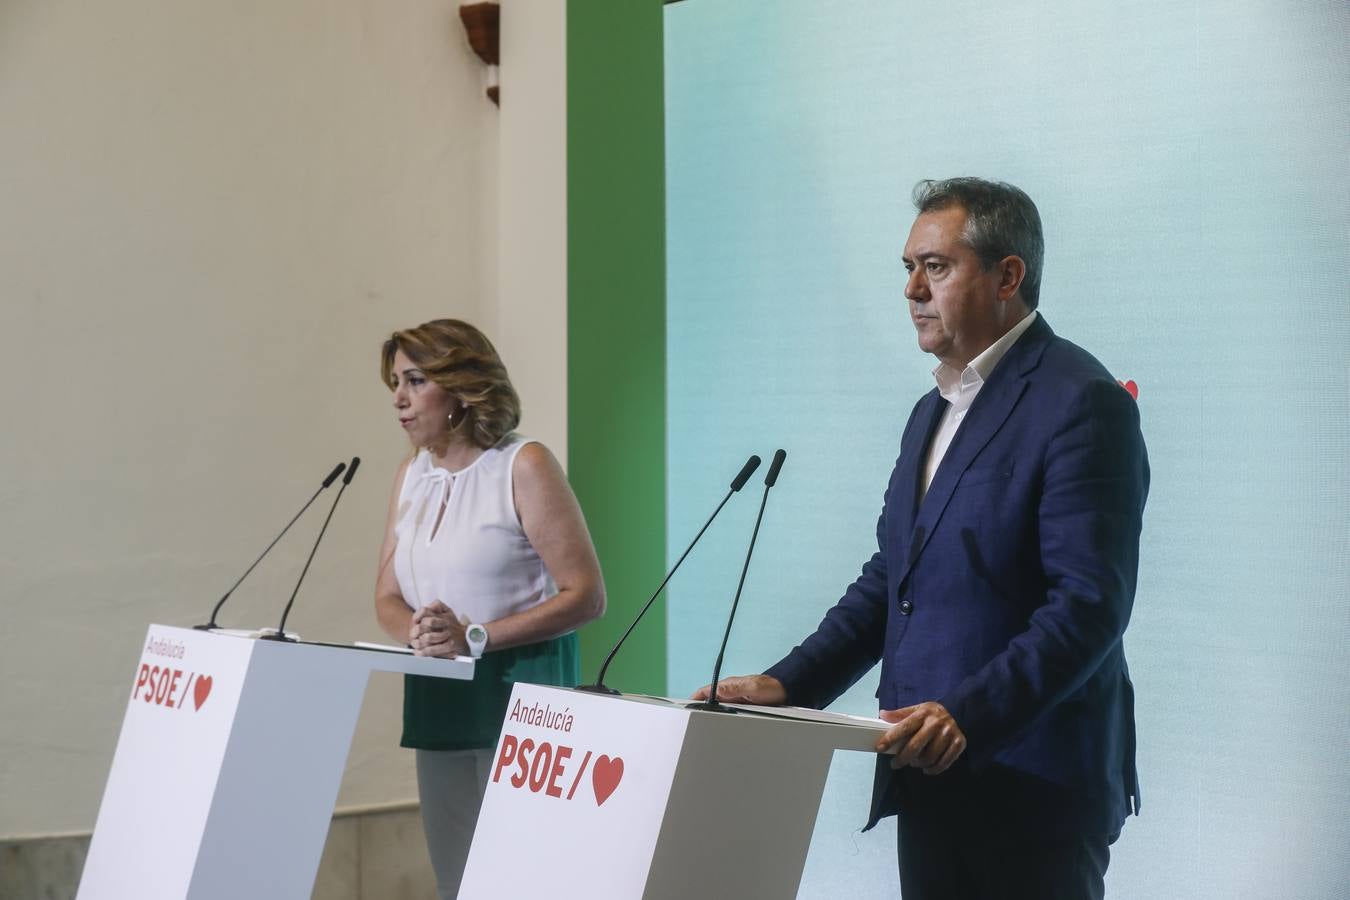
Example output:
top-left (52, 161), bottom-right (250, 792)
top-left (577, 454), bottom-right (761, 695)
top-left (260, 457), bottom-right (361, 642)
top-left (689, 449), bottom-right (786, 714)
top-left (195, 462), bottom-right (345, 631)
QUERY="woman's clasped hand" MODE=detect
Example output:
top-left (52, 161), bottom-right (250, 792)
top-left (408, 600), bottom-right (467, 657)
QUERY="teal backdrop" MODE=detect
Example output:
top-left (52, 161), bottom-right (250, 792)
top-left (664, 0), bottom-right (1349, 897)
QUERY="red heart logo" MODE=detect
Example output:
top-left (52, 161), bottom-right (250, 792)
top-left (592, 755), bottom-right (624, 806)
top-left (193, 675), bottom-right (213, 711)
top-left (1118, 379), bottom-right (1139, 400)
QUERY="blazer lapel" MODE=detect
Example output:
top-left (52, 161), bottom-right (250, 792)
top-left (892, 390), bottom-right (947, 528)
top-left (894, 316), bottom-right (1054, 587)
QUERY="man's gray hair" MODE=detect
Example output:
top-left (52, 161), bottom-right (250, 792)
top-left (912, 178), bottom-right (1045, 310)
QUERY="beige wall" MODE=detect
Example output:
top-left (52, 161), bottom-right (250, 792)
top-left (495, 0), bottom-right (568, 462)
top-left (0, 0), bottom-right (563, 840)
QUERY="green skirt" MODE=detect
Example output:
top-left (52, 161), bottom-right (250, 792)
top-left (401, 632), bottom-right (580, 751)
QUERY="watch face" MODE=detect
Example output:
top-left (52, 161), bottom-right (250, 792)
top-left (468, 625), bottom-right (487, 643)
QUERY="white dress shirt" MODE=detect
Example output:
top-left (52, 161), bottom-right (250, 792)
top-left (921, 311), bottom-right (1039, 498)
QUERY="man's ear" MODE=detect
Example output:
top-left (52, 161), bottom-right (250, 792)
top-left (996, 255), bottom-right (1026, 302)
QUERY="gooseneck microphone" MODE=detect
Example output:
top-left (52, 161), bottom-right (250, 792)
top-left (260, 457), bottom-right (361, 643)
top-left (194, 461), bottom-right (346, 631)
top-left (577, 454), bottom-right (761, 695)
top-left (690, 448), bottom-right (787, 714)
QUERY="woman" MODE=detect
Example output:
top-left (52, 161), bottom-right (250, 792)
top-left (373, 318), bottom-right (605, 899)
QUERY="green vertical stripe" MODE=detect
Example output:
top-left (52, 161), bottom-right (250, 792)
top-left (567, 0), bottom-right (667, 695)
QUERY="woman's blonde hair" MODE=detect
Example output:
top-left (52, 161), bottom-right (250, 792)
top-left (380, 319), bottom-right (520, 449)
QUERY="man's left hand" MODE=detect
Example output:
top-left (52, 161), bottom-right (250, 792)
top-left (876, 701), bottom-right (967, 775)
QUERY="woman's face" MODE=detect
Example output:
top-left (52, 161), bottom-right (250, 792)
top-left (389, 349), bottom-right (457, 448)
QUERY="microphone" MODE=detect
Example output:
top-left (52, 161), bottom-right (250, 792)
top-left (260, 457), bottom-right (361, 642)
top-left (577, 454), bottom-right (761, 694)
top-left (690, 449), bottom-right (786, 713)
top-left (730, 455), bottom-right (759, 491)
top-left (194, 461), bottom-right (346, 631)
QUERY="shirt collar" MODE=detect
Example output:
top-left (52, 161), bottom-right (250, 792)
top-left (932, 310), bottom-right (1038, 403)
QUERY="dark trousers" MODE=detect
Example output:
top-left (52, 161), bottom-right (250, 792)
top-left (889, 764), bottom-right (1116, 900)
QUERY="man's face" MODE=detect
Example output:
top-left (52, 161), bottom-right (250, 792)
top-left (902, 206), bottom-right (1010, 370)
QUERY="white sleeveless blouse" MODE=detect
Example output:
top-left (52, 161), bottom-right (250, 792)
top-left (392, 437), bottom-right (555, 624)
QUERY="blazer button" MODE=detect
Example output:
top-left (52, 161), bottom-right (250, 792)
top-left (899, 599), bottom-right (913, 615)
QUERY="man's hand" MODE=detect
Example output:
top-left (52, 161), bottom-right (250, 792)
top-left (876, 701), bottom-right (967, 775)
top-left (409, 601), bottom-right (467, 658)
top-left (690, 674), bottom-right (787, 705)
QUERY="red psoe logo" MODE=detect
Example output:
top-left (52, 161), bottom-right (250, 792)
top-left (131, 664), bottom-right (214, 712)
top-left (492, 734), bottom-right (626, 807)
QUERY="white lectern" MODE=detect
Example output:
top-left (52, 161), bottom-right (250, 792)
top-left (76, 624), bottom-right (473, 900)
top-left (460, 683), bottom-right (890, 899)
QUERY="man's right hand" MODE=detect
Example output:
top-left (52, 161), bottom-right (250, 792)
top-left (690, 674), bottom-right (787, 705)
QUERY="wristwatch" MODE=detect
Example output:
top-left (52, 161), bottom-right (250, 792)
top-left (465, 623), bottom-right (489, 658)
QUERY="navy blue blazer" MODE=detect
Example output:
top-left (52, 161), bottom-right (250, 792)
top-left (765, 315), bottom-right (1149, 834)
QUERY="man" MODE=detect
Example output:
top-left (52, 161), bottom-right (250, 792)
top-left (695, 178), bottom-right (1148, 899)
